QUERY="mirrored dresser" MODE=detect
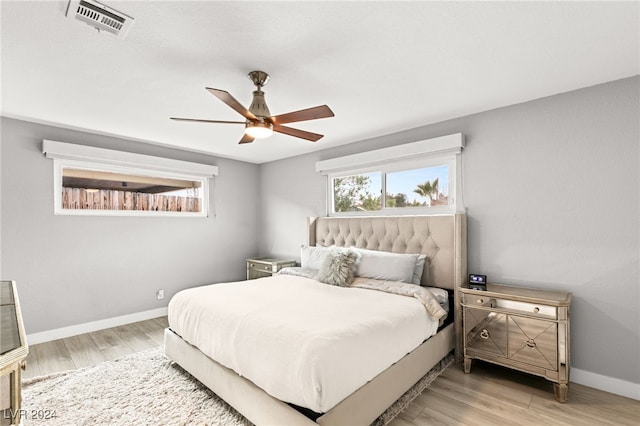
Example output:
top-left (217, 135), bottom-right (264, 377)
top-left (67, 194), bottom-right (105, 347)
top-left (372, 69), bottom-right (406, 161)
top-left (1, 281), bottom-right (28, 425)
top-left (461, 283), bottom-right (571, 402)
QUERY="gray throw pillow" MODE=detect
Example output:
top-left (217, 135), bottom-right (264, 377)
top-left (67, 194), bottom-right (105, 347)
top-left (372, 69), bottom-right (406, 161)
top-left (317, 248), bottom-right (361, 287)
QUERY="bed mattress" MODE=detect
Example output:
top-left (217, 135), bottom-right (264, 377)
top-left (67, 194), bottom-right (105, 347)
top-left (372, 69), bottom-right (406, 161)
top-left (167, 274), bottom-right (441, 413)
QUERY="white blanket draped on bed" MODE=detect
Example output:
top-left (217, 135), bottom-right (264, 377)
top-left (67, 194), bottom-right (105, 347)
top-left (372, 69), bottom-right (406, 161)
top-left (168, 274), bottom-right (442, 413)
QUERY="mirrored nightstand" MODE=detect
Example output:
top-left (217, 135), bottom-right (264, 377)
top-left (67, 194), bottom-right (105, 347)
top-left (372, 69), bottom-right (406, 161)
top-left (460, 283), bottom-right (571, 402)
top-left (246, 258), bottom-right (296, 280)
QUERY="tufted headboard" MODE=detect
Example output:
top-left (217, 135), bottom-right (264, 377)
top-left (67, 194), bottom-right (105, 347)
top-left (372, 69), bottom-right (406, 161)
top-left (308, 215), bottom-right (467, 290)
top-left (308, 214), bottom-right (467, 360)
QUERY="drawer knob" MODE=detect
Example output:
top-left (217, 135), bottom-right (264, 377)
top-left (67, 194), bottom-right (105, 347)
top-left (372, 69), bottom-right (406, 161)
top-left (526, 339), bottom-right (536, 349)
top-left (480, 329), bottom-right (490, 339)
top-left (533, 307), bottom-right (540, 313)
top-left (477, 298), bottom-right (484, 304)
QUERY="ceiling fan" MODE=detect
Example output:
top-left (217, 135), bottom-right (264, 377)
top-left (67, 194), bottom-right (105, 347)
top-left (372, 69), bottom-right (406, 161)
top-left (170, 71), bottom-right (334, 144)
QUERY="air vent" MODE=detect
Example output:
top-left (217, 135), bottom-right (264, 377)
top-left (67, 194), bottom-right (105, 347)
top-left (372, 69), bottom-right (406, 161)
top-left (66, 0), bottom-right (134, 39)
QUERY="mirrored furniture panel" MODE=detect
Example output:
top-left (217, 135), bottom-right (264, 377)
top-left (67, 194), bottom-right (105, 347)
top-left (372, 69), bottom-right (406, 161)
top-left (246, 258), bottom-right (297, 280)
top-left (1, 281), bottom-right (28, 425)
top-left (461, 283), bottom-right (571, 402)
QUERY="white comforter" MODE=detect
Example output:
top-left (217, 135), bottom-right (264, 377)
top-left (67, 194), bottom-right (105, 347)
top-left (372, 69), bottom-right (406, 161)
top-left (168, 274), bottom-right (441, 413)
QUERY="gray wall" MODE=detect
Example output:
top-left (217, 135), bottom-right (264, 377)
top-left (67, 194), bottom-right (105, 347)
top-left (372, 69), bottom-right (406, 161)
top-left (259, 76), bottom-right (640, 384)
top-left (0, 117), bottom-right (260, 334)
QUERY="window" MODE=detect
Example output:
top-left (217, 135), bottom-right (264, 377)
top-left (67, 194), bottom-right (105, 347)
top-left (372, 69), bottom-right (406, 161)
top-left (385, 165), bottom-right (449, 208)
top-left (333, 172), bottom-right (382, 212)
top-left (317, 134), bottom-right (464, 216)
top-left (60, 166), bottom-right (204, 214)
top-left (43, 140), bottom-right (218, 217)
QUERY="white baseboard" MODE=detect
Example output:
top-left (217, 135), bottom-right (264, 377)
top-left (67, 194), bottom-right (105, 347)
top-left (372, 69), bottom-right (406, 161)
top-left (571, 367), bottom-right (640, 400)
top-left (26, 307), bottom-right (168, 345)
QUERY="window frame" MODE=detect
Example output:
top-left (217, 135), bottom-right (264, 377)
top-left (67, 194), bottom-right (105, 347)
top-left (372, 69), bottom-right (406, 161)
top-left (317, 133), bottom-right (465, 217)
top-left (53, 159), bottom-right (210, 217)
top-left (43, 140), bottom-right (218, 218)
top-left (327, 154), bottom-right (459, 216)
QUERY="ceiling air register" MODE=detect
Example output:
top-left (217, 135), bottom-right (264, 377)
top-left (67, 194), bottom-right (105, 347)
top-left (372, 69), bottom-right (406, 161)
top-left (66, 0), bottom-right (134, 39)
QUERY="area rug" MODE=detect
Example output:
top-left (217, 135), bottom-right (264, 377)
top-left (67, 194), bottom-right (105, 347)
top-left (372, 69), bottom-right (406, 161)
top-left (21, 347), bottom-right (453, 426)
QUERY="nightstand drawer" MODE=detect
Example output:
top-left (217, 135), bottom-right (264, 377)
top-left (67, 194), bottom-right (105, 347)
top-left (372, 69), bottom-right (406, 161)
top-left (462, 293), bottom-right (495, 307)
top-left (464, 308), bottom-right (507, 358)
top-left (463, 294), bottom-right (557, 319)
top-left (508, 316), bottom-right (557, 369)
top-left (496, 300), bottom-right (556, 319)
top-left (247, 262), bottom-right (276, 273)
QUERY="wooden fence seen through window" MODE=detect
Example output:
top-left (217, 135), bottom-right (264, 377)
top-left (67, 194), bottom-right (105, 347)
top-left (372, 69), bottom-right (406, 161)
top-left (61, 187), bottom-right (201, 212)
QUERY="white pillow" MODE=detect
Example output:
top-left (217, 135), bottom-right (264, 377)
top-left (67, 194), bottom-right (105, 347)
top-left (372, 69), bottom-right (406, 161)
top-left (413, 254), bottom-right (428, 285)
top-left (300, 245), bottom-right (331, 270)
top-left (352, 248), bottom-right (419, 284)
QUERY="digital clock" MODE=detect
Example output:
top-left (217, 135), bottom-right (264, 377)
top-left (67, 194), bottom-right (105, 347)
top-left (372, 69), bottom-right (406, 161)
top-left (468, 274), bottom-right (487, 290)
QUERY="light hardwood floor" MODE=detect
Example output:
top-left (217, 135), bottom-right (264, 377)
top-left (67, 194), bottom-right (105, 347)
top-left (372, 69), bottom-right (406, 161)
top-left (24, 317), bottom-right (639, 425)
top-left (23, 317), bottom-right (168, 380)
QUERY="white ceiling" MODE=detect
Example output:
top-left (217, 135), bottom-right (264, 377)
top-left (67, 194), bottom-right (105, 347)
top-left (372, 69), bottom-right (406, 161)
top-left (1, 1), bottom-right (638, 164)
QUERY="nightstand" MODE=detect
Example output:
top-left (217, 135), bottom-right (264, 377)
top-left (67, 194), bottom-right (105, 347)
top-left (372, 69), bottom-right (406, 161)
top-left (460, 283), bottom-right (571, 402)
top-left (246, 258), bottom-right (297, 280)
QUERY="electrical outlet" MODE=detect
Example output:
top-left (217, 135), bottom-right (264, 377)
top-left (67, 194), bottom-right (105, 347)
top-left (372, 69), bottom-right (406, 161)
top-left (156, 289), bottom-right (164, 300)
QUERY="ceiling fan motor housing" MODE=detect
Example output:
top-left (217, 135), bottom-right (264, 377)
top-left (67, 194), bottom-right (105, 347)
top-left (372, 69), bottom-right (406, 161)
top-left (248, 90), bottom-right (271, 120)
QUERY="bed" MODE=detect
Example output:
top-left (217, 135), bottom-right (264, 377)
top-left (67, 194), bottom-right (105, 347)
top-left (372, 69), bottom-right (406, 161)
top-left (165, 214), bottom-right (467, 425)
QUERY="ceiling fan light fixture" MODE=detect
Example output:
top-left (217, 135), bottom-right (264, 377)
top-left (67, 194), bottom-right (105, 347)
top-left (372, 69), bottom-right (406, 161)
top-left (245, 121), bottom-right (273, 139)
top-left (171, 70), bottom-right (333, 143)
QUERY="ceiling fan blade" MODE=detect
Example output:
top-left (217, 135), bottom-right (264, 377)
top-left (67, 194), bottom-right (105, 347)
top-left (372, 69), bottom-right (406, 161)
top-left (273, 124), bottom-right (323, 142)
top-left (270, 105), bottom-right (334, 124)
top-left (238, 133), bottom-right (255, 144)
top-left (170, 117), bottom-right (245, 124)
top-left (206, 88), bottom-right (258, 121)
